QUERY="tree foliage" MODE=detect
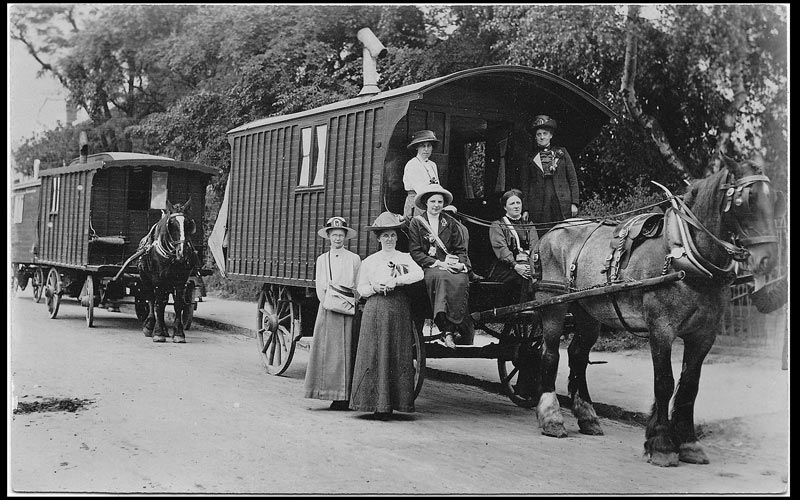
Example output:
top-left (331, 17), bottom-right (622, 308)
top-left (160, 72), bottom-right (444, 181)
top-left (11, 4), bottom-right (788, 200)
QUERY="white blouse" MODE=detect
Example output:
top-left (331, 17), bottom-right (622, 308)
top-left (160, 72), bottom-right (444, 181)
top-left (403, 156), bottom-right (439, 192)
top-left (357, 250), bottom-right (424, 298)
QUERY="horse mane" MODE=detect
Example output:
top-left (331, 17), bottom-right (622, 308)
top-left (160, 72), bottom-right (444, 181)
top-left (682, 168), bottom-right (728, 238)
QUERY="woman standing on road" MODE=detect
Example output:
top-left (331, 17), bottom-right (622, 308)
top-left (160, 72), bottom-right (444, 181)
top-left (304, 217), bottom-right (362, 410)
top-left (349, 212), bottom-right (424, 420)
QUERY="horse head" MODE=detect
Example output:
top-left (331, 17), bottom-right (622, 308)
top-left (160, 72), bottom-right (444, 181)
top-left (156, 199), bottom-right (197, 263)
top-left (719, 154), bottom-right (783, 280)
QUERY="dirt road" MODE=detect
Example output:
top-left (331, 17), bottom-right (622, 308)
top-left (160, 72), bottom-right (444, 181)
top-left (9, 291), bottom-right (788, 494)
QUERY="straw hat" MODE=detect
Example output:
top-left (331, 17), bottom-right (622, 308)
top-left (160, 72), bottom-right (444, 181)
top-left (407, 130), bottom-right (440, 149)
top-left (365, 211), bottom-right (406, 232)
top-left (528, 115), bottom-right (558, 134)
top-left (414, 183), bottom-right (454, 210)
top-left (317, 216), bottom-right (357, 239)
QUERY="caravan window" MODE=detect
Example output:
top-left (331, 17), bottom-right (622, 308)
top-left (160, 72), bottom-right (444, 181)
top-left (150, 171), bottom-right (168, 209)
top-left (299, 124), bottom-right (328, 187)
top-left (13, 194), bottom-right (24, 223)
top-left (49, 176), bottom-right (61, 214)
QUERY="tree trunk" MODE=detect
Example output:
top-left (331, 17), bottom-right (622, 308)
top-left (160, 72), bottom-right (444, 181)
top-left (620, 5), bottom-right (692, 184)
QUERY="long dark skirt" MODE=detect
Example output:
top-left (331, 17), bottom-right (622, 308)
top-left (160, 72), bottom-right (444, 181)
top-left (349, 291), bottom-right (416, 413)
top-left (424, 267), bottom-right (473, 343)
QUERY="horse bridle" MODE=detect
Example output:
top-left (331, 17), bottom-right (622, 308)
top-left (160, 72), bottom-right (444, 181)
top-left (153, 213), bottom-right (194, 260)
top-left (720, 173), bottom-right (783, 247)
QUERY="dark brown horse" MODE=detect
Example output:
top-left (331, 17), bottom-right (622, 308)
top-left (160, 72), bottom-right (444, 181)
top-left (533, 155), bottom-right (782, 466)
top-left (138, 200), bottom-right (199, 343)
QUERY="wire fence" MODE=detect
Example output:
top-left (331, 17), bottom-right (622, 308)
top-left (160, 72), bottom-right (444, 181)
top-left (720, 217), bottom-right (788, 348)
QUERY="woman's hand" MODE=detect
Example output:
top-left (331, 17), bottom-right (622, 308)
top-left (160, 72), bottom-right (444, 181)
top-left (514, 263), bottom-right (532, 279)
top-left (447, 262), bottom-right (466, 274)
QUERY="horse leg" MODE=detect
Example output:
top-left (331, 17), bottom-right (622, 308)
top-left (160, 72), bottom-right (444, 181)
top-left (567, 305), bottom-right (603, 435)
top-left (644, 324), bottom-right (679, 466)
top-left (672, 332), bottom-right (716, 464)
top-left (143, 297), bottom-right (155, 337)
top-left (153, 288), bottom-right (168, 342)
top-left (172, 285), bottom-right (186, 343)
top-left (537, 303), bottom-right (569, 438)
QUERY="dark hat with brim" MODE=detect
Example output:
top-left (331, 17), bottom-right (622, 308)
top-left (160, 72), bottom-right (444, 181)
top-left (414, 183), bottom-right (454, 211)
top-left (407, 130), bottom-right (441, 149)
top-left (528, 115), bottom-right (558, 134)
top-left (365, 211), bottom-right (406, 232)
top-left (318, 216), bottom-right (357, 239)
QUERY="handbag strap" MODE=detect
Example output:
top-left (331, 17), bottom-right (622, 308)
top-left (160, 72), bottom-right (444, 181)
top-left (327, 252), bottom-right (354, 294)
top-left (502, 216), bottom-right (523, 254)
top-left (415, 215), bottom-right (449, 254)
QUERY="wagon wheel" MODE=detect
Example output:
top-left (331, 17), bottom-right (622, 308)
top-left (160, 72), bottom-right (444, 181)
top-left (181, 282), bottom-right (195, 330)
top-left (497, 313), bottom-right (542, 408)
top-left (412, 319), bottom-right (426, 398)
top-left (256, 284), bottom-right (298, 375)
top-left (134, 293), bottom-right (150, 322)
top-left (81, 275), bottom-right (95, 327)
top-left (44, 267), bottom-right (63, 319)
top-left (32, 267), bottom-right (44, 303)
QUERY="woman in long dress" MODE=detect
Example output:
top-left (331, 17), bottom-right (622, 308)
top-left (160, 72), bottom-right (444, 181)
top-left (407, 183), bottom-right (472, 349)
top-left (304, 217), bottom-right (362, 410)
top-left (349, 212), bottom-right (424, 420)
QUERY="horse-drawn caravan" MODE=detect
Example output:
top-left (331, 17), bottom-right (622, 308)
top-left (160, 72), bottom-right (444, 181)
top-left (214, 51), bottom-right (784, 465)
top-left (12, 151), bottom-right (219, 331)
top-left (212, 64), bottom-right (615, 401)
top-left (11, 168), bottom-right (43, 301)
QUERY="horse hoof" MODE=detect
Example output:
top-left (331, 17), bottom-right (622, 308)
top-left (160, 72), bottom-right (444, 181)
top-left (646, 451), bottom-right (679, 467)
top-left (541, 422), bottom-right (568, 438)
top-left (578, 420), bottom-right (604, 436)
top-left (173, 335), bottom-right (186, 343)
top-left (679, 442), bottom-right (710, 464)
top-left (153, 335), bottom-right (166, 343)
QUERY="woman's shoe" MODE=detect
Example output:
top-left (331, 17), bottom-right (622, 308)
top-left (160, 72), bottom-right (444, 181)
top-left (443, 333), bottom-right (457, 349)
top-left (330, 401), bottom-right (351, 411)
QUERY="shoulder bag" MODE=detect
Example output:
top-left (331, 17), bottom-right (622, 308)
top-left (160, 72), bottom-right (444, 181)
top-left (322, 252), bottom-right (356, 315)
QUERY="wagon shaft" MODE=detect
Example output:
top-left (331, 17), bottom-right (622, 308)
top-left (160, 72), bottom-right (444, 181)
top-left (471, 271), bottom-right (685, 322)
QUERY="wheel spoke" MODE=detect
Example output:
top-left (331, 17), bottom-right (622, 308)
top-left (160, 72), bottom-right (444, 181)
top-left (276, 326), bottom-right (290, 350)
top-left (261, 334), bottom-right (273, 354)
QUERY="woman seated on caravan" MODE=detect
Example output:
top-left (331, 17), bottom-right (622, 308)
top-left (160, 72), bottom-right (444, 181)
top-left (407, 183), bottom-right (473, 349)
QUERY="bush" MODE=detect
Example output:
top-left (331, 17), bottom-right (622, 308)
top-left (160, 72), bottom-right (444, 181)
top-left (580, 179), bottom-right (671, 219)
top-left (204, 270), bottom-right (263, 301)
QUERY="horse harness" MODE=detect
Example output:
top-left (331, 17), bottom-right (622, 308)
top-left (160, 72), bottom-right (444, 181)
top-left (139, 213), bottom-right (195, 262)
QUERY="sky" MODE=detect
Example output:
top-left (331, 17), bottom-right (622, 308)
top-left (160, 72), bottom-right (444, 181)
top-left (8, 38), bottom-right (73, 151)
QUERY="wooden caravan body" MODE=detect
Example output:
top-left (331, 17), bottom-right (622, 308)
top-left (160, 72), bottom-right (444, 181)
top-left (10, 176), bottom-right (42, 265)
top-left (36, 152), bottom-right (218, 273)
top-left (223, 65), bottom-right (614, 287)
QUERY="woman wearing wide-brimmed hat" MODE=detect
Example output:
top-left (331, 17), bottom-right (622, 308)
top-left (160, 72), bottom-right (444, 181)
top-left (402, 129), bottom-right (441, 220)
top-left (519, 115), bottom-right (580, 236)
top-left (349, 212), bottom-right (424, 420)
top-left (407, 183), bottom-right (473, 349)
top-left (304, 216), bottom-right (362, 411)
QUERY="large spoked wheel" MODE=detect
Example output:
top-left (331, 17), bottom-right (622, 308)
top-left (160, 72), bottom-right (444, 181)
top-left (497, 313), bottom-right (542, 408)
top-left (81, 275), bottom-right (95, 327)
top-left (181, 282), bottom-right (195, 330)
top-left (412, 320), bottom-right (426, 399)
top-left (256, 284), bottom-right (298, 375)
top-left (45, 267), bottom-right (63, 319)
top-left (32, 267), bottom-right (44, 303)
